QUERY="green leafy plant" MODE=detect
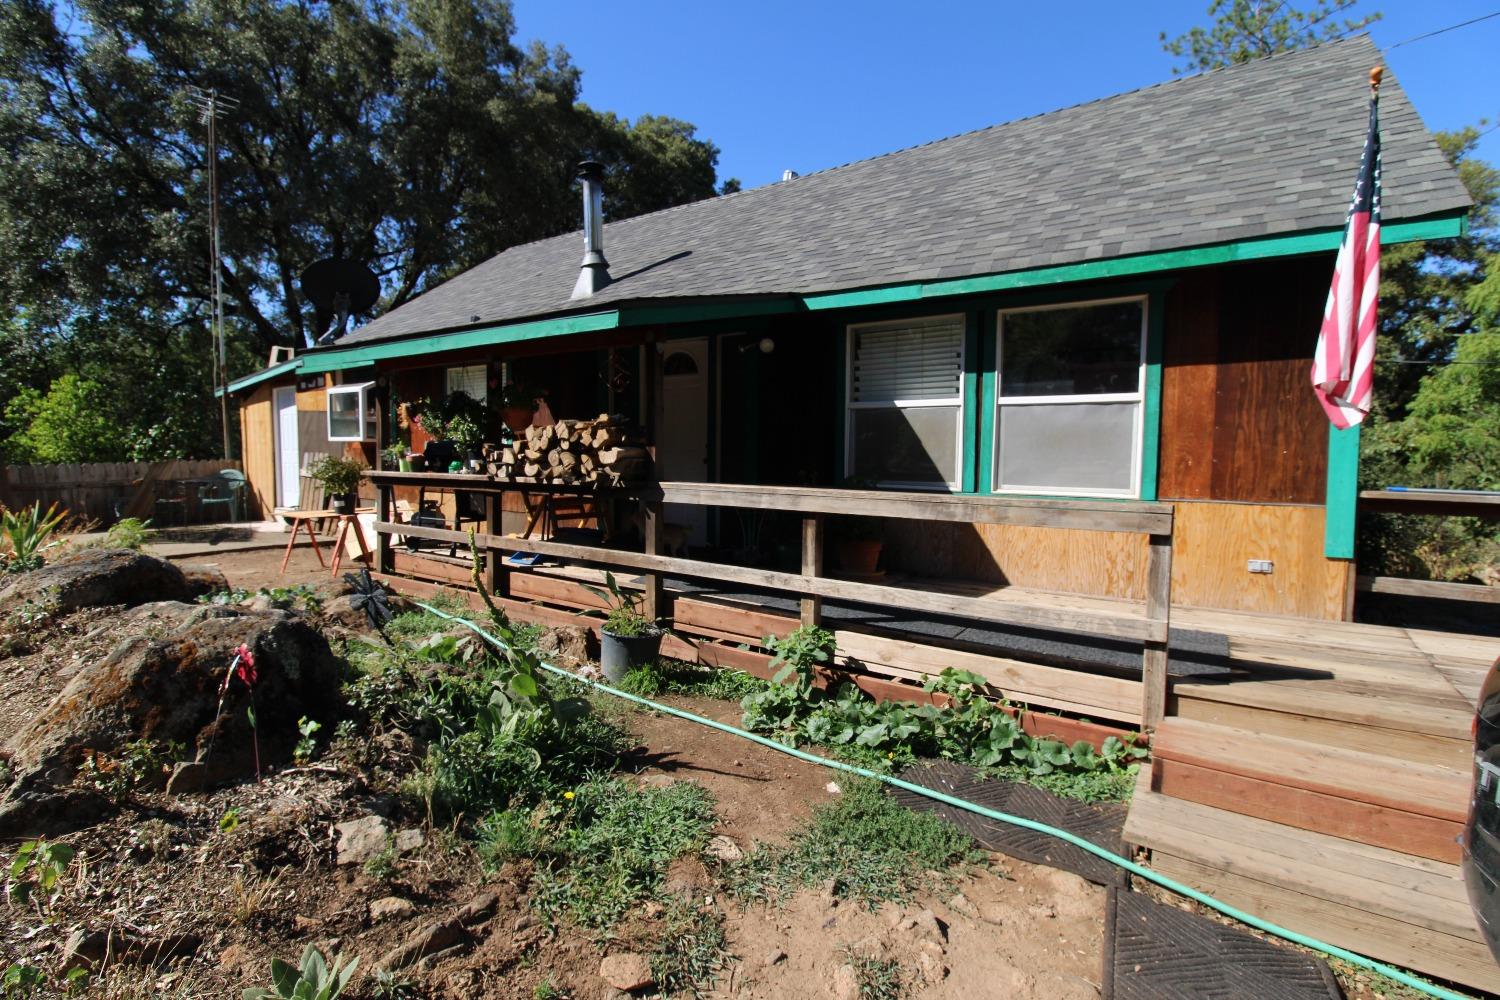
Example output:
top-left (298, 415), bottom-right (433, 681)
top-left (414, 392), bottom-right (489, 449)
top-left (1, 964), bottom-right (45, 999)
top-left (6, 839), bottom-right (75, 914)
top-left (242, 945), bottom-right (358, 1000)
top-left (103, 517), bottom-right (153, 550)
top-left (0, 503), bottom-right (66, 574)
top-left (307, 455), bottom-right (366, 497)
top-left (581, 571), bottom-right (657, 638)
top-left (219, 808), bottom-right (243, 834)
top-left (381, 445), bottom-right (405, 468)
top-left (362, 841), bottom-right (397, 882)
top-left (840, 948), bottom-right (904, 1000)
top-left (651, 898), bottom-right (732, 998)
top-left (476, 808), bottom-right (550, 870)
top-left (294, 717), bottom-right (322, 764)
top-left (80, 738), bottom-right (182, 802)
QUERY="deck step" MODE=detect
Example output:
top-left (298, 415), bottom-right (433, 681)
top-left (1151, 717), bottom-right (1468, 862)
top-left (1124, 771), bottom-right (1500, 994)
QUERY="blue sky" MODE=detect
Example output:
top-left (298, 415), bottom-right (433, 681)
top-left (513, 1), bottom-right (1499, 192)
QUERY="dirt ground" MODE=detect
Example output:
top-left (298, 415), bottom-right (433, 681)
top-left (0, 548), bottom-right (1109, 999)
top-left (172, 543), bottom-right (351, 592)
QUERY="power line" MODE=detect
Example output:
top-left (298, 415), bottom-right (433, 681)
top-left (1383, 10), bottom-right (1500, 50)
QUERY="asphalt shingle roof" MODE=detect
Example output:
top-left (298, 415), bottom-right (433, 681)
top-left (340, 36), bottom-right (1470, 346)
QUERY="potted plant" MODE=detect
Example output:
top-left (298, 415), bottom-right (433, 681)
top-left (495, 382), bottom-right (540, 436)
top-left (416, 392), bottom-right (489, 471)
top-left (309, 455), bottom-right (367, 515)
top-left (582, 572), bottom-right (662, 681)
top-left (830, 476), bottom-right (885, 578)
top-left (381, 445), bottom-right (409, 473)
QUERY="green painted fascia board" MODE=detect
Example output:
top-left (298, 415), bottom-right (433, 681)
top-left (800, 211), bottom-right (1466, 312)
top-left (1324, 422), bottom-right (1361, 559)
top-left (298, 310), bottom-right (621, 373)
top-left (1139, 291), bottom-right (1167, 503)
top-left (219, 358), bottom-right (301, 397)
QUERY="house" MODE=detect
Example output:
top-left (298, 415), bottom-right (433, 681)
top-left (227, 35), bottom-right (1468, 624)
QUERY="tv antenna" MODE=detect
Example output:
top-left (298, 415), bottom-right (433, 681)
top-left (188, 86), bottom-right (240, 459)
top-left (299, 258), bottom-right (380, 345)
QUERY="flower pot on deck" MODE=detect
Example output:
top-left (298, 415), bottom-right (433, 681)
top-left (329, 492), bottom-right (357, 516)
top-left (599, 627), bottom-right (663, 682)
top-left (501, 406), bottom-right (536, 436)
top-left (834, 539), bottom-right (883, 576)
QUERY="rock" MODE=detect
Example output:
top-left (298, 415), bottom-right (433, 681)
top-left (704, 835), bottom-right (742, 862)
top-left (534, 625), bottom-right (596, 670)
top-left (948, 892), bottom-right (978, 918)
top-left (512, 913), bottom-right (538, 931)
top-left (165, 760), bottom-right (208, 796)
top-left (599, 953), bottom-right (653, 992)
top-left (830, 964), bottom-right (861, 1000)
top-left (62, 929), bottom-right (109, 968)
top-left (293, 915), bottom-right (320, 933)
top-left (911, 908), bottom-right (947, 943)
top-left (336, 816), bottom-right (391, 866)
top-left (455, 890), bottom-right (499, 925)
top-left (818, 877), bottom-right (841, 907)
top-left (825, 781), bottom-right (841, 794)
top-left (0, 549), bottom-right (194, 614)
top-left (393, 827), bottom-right (424, 854)
top-left (370, 897), bottom-right (415, 923)
top-left (177, 563), bottom-right (230, 599)
top-left (378, 917), bottom-right (464, 971)
top-left (62, 927), bottom-right (200, 970)
top-left (217, 943), bottom-right (252, 971)
top-left (976, 900), bottom-right (1008, 926)
top-left (916, 948), bottom-right (948, 982)
top-left (764, 949), bottom-right (787, 967)
top-left (0, 603), bottom-right (341, 829)
top-left (0, 786), bottom-right (114, 840)
top-left (322, 594), bottom-right (373, 630)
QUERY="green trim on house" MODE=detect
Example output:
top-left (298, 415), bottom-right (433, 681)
top-left (219, 358), bottom-right (300, 397)
top-left (298, 310), bottom-right (621, 374)
top-left (618, 299), bottom-right (799, 327)
top-left (1324, 422), bottom-right (1361, 559)
top-left (1139, 290), bottom-right (1167, 502)
top-left (800, 211), bottom-right (1466, 312)
top-left (976, 310), bottom-right (998, 494)
top-left (961, 310), bottom-right (982, 493)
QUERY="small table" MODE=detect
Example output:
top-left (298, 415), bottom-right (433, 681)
top-left (279, 510), bottom-right (373, 577)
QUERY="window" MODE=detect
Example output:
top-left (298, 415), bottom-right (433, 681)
top-left (446, 364), bottom-right (488, 403)
top-left (327, 382), bottom-right (376, 442)
top-left (994, 297), bottom-right (1146, 496)
top-left (846, 314), bottom-right (964, 489)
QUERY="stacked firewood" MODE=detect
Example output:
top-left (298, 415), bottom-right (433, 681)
top-left (482, 414), bottom-right (651, 485)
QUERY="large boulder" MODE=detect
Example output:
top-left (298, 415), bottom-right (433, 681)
top-left (0, 602), bottom-right (342, 835)
top-left (0, 549), bottom-right (196, 614)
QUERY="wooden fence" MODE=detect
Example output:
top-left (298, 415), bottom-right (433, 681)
top-left (0, 459), bottom-right (242, 525)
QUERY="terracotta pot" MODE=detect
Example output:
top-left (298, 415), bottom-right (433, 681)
top-left (834, 539), bottom-right (883, 575)
top-left (501, 406), bottom-right (536, 435)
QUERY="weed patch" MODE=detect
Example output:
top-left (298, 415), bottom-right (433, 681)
top-left (725, 779), bottom-right (977, 909)
top-left (651, 898), bottom-right (732, 998)
top-left (529, 777), bottom-right (716, 929)
top-left (841, 947), bottom-right (905, 1000)
top-left (620, 660), bottom-right (768, 702)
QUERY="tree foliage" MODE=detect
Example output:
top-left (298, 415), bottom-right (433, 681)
top-left (0, 0), bottom-right (729, 461)
top-left (1161, 0), bottom-right (1380, 74)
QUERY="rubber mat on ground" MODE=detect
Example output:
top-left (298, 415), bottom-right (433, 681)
top-left (886, 760), bottom-right (1128, 886)
top-left (1103, 887), bottom-right (1342, 1000)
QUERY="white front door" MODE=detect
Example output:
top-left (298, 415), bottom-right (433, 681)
top-left (656, 339), bottom-right (710, 545)
top-left (274, 387), bottom-right (300, 509)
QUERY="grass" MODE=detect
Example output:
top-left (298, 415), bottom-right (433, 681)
top-left (619, 659), bottom-right (768, 702)
top-left (724, 779), bottom-right (978, 910)
top-left (979, 760), bottom-right (1137, 803)
top-left (842, 948), bottom-right (905, 1000)
top-left (528, 777), bottom-right (717, 929)
top-left (651, 899), bottom-right (733, 998)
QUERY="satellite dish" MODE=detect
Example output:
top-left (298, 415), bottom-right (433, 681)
top-left (299, 258), bottom-right (379, 345)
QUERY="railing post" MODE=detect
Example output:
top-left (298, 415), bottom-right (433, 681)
top-left (1141, 531), bottom-right (1173, 730)
top-left (800, 514), bottom-right (824, 627)
top-left (485, 491), bottom-right (505, 597)
top-left (376, 481), bottom-right (393, 574)
top-left (643, 499), bottom-right (665, 623)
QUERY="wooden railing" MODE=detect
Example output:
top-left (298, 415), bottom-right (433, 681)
top-left (367, 474), bottom-right (1175, 728)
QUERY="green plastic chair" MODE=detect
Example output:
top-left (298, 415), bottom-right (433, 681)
top-left (197, 469), bottom-right (248, 523)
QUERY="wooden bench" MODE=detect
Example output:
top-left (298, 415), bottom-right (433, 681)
top-left (1150, 717), bottom-right (1468, 862)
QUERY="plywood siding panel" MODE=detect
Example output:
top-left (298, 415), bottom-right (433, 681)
top-left (240, 384), bottom-right (277, 519)
top-left (885, 500), bottom-right (1348, 619)
top-left (1159, 257), bottom-right (1332, 504)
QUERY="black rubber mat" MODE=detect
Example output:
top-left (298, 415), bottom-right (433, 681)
top-left (1104, 887), bottom-right (1343, 1000)
top-left (886, 760), bottom-right (1128, 886)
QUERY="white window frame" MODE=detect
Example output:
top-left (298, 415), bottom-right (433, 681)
top-left (992, 295), bottom-right (1148, 499)
top-left (326, 381), bottom-right (375, 442)
top-left (844, 313), bottom-right (966, 492)
top-left (446, 364), bottom-right (488, 403)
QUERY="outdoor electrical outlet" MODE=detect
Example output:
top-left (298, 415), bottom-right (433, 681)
top-left (1247, 560), bottom-right (1274, 574)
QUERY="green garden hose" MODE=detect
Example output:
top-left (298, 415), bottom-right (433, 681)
top-left (416, 601), bottom-right (1477, 1000)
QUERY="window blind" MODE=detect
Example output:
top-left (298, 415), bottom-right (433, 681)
top-left (446, 364), bottom-right (488, 403)
top-left (850, 317), bottom-right (963, 403)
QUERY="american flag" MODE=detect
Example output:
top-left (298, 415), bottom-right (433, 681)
top-left (1311, 84), bottom-right (1382, 428)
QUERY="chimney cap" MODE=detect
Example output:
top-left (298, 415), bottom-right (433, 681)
top-left (576, 160), bottom-right (606, 182)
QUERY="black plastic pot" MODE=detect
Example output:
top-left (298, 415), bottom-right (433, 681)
top-left (329, 492), bottom-right (357, 515)
top-left (599, 627), bottom-right (663, 682)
